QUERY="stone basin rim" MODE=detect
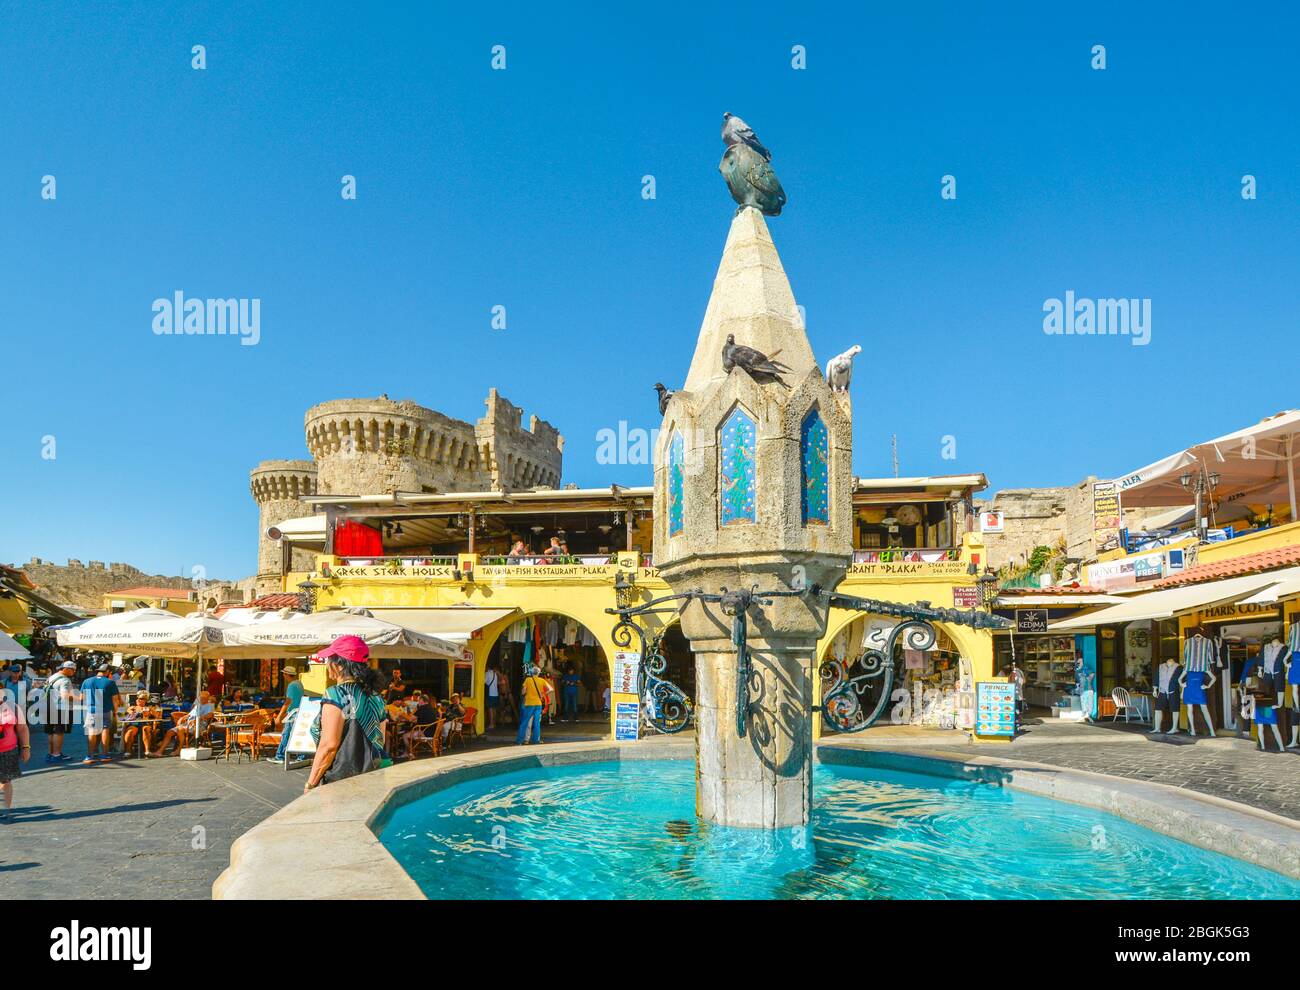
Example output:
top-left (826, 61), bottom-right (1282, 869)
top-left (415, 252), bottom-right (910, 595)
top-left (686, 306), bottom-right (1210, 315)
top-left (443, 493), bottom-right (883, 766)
top-left (213, 737), bottom-right (1300, 899)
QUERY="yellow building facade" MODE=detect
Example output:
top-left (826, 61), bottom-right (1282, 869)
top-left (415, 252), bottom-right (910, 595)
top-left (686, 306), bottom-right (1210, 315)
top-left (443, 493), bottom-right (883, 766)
top-left (283, 478), bottom-right (997, 738)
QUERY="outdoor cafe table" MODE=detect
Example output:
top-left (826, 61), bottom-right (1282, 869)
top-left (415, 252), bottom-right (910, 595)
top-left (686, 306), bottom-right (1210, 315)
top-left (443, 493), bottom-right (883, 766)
top-left (120, 717), bottom-right (165, 759)
top-left (211, 712), bottom-right (254, 762)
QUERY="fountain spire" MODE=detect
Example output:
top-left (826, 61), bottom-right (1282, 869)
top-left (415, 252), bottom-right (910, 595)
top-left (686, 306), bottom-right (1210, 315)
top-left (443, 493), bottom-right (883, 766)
top-left (653, 187), bottom-right (853, 827)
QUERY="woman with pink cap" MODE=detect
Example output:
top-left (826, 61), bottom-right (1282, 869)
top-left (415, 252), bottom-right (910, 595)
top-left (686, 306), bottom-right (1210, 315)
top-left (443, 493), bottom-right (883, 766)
top-left (304, 635), bottom-right (389, 792)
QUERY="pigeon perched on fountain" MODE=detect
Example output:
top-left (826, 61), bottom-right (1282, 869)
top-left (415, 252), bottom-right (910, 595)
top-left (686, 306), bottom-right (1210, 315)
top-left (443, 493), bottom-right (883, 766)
top-left (722, 333), bottom-right (792, 387)
top-left (719, 113), bottom-right (787, 216)
top-left (825, 345), bottom-right (861, 393)
top-left (654, 382), bottom-right (675, 415)
top-left (721, 113), bottom-right (772, 161)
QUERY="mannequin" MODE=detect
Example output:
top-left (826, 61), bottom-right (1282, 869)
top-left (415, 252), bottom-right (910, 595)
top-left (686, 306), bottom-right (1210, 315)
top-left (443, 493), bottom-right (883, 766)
top-left (1287, 621), bottom-right (1300, 748)
top-left (1149, 657), bottom-right (1182, 734)
top-left (1179, 627), bottom-right (1217, 737)
top-left (1255, 692), bottom-right (1284, 751)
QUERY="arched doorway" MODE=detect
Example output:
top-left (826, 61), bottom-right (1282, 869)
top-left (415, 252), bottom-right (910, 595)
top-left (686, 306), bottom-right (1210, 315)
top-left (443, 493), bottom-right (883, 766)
top-left (481, 611), bottom-right (610, 738)
top-left (818, 612), bottom-right (975, 734)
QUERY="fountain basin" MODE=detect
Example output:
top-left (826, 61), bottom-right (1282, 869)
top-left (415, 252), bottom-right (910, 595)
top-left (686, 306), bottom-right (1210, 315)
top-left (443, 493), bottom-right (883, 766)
top-left (215, 737), bottom-right (1300, 899)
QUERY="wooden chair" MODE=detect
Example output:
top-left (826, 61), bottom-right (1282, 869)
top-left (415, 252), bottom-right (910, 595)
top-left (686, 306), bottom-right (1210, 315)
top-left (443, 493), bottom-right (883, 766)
top-left (408, 718), bottom-right (444, 760)
top-left (230, 710), bottom-right (270, 763)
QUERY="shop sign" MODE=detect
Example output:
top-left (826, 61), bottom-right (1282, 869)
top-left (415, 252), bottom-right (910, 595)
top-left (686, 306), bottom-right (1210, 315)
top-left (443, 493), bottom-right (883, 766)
top-left (975, 681), bottom-right (1016, 737)
top-left (979, 511), bottom-right (1005, 534)
top-left (613, 651), bottom-right (641, 694)
top-left (1086, 549), bottom-right (1164, 589)
top-left (848, 561), bottom-right (969, 578)
top-left (1016, 609), bottom-right (1049, 633)
top-left (952, 586), bottom-right (981, 608)
top-left (1092, 481), bottom-right (1122, 554)
top-left (330, 564), bottom-right (458, 580)
top-left (1200, 601), bottom-right (1279, 622)
top-left (614, 701), bottom-right (639, 741)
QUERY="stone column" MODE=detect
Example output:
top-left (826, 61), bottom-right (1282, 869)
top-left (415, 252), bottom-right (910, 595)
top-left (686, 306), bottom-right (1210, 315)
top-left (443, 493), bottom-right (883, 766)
top-left (654, 208), bottom-right (853, 829)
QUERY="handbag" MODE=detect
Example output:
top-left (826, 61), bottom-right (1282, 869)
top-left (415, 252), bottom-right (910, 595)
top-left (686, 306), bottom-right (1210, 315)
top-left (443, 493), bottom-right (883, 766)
top-left (321, 712), bottom-right (377, 784)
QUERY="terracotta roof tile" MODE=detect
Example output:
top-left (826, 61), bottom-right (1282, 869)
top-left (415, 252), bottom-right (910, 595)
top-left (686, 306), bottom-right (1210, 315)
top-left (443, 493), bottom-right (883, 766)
top-left (1150, 544), bottom-right (1300, 589)
top-left (214, 593), bottom-right (301, 616)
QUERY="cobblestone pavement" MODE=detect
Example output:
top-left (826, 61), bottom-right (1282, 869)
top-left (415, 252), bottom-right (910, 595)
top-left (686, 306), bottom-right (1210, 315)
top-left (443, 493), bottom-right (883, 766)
top-left (829, 716), bottom-right (1300, 823)
top-left (0, 725), bottom-right (304, 900)
top-left (0, 715), bottom-right (609, 900)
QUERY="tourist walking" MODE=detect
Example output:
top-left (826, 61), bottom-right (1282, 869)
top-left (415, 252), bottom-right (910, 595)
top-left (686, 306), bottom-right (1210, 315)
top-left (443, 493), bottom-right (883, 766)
top-left (43, 659), bottom-right (77, 763)
top-left (0, 689), bottom-right (30, 821)
top-left (273, 667), bottom-right (305, 762)
top-left (561, 662), bottom-right (581, 722)
top-left (305, 636), bottom-right (388, 792)
top-left (516, 665), bottom-right (550, 745)
top-left (79, 664), bottom-right (120, 764)
top-left (484, 663), bottom-right (501, 730)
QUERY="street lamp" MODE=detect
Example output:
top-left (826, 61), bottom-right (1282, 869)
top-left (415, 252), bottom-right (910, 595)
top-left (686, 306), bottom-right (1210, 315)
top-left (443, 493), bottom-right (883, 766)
top-left (296, 579), bottom-right (320, 613)
top-left (976, 568), bottom-right (1001, 610)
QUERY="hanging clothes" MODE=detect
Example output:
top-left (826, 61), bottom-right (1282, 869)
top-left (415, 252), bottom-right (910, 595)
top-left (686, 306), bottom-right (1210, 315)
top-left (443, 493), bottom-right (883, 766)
top-left (563, 619), bottom-right (579, 646)
top-left (544, 617), bottom-right (560, 646)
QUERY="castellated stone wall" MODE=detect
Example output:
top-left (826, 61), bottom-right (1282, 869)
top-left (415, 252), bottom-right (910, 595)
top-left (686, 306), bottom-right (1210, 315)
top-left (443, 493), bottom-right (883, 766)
top-left (250, 459), bottom-right (319, 588)
top-left (12, 560), bottom-right (195, 612)
top-left (476, 389), bottom-right (563, 490)
top-left (975, 479), bottom-right (1097, 571)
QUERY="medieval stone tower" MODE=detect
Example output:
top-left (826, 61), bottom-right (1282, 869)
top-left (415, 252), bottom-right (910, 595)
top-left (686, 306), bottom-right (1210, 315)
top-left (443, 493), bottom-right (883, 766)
top-left (251, 391), bottom-right (563, 593)
top-left (250, 460), bottom-right (319, 595)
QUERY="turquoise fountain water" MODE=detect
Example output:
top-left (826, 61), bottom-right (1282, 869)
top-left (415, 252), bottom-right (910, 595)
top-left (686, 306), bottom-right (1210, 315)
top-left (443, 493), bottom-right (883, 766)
top-left (378, 760), bottom-right (1300, 899)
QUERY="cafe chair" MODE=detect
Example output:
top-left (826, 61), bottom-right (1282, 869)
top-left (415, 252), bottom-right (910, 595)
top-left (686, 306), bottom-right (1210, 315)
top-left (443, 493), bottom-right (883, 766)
top-left (231, 710), bottom-right (271, 763)
top-left (447, 706), bottom-right (478, 750)
top-left (1109, 686), bottom-right (1140, 724)
top-left (407, 718), bottom-right (444, 759)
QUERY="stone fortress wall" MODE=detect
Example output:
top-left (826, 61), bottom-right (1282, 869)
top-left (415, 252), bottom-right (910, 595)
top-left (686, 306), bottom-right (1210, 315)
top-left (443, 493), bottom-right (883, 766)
top-left (253, 390), bottom-right (564, 593)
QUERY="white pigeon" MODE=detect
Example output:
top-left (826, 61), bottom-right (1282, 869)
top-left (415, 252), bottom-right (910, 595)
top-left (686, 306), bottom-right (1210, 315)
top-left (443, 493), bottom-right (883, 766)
top-left (825, 345), bottom-right (862, 393)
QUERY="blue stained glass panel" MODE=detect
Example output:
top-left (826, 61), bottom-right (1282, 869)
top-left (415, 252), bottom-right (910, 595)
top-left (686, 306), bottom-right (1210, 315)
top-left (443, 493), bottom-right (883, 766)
top-left (668, 431), bottom-right (685, 535)
top-left (720, 408), bottom-right (757, 525)
top-left (801, 411), bottom-right (829, 524)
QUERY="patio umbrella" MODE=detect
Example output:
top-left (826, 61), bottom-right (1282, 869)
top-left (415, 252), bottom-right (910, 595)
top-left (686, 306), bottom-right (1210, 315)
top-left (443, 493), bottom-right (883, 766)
top-left (1116, 410), bottom-right (1300, 521)
top-left (54, 609), bottom-right (234, 722)
top-left (217, 607), bottom-right (461, 660)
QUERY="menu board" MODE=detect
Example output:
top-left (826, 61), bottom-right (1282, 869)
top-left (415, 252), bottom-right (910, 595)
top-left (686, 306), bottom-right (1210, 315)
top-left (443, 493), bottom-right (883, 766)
top-left (975, 681), bottom-right (1016, 737)
top-left (284, 699), bottom-right (322, 755)
top-left (613, 652), bottom-right (641, 695)
top-left (614, 701), bottom-right (639, 741)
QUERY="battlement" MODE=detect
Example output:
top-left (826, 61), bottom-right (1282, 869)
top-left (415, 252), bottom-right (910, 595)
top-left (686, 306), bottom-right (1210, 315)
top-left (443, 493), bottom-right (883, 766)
top-left (250, 460), bottom-right (319, 504)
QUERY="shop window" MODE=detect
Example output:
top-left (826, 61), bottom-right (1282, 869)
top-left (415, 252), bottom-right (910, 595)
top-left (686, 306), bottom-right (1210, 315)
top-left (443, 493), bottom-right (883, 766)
top-left (800, 410), bottom-right (829, 525)
top-left (668, 431), bottom-right (685, 536)
top-left (719, 407), bottom-right (757, 525)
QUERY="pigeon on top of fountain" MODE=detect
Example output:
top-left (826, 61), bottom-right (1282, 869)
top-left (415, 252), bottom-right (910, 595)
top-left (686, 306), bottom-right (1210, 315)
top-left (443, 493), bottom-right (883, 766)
top-left (722, 333), bottom-right (791, 387)
top-left (721, 112), bottom-right (772, 162)
top-left (654, 382), bottom-right (675, 415)
top-left (825, 345), bottom-right (862, 393)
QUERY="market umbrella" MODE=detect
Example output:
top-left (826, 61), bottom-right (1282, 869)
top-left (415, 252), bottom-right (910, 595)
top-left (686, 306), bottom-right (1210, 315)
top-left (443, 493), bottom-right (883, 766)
top-left (54, 608), bottom-right (234, 725)
top-left (217, 606), bottom-right (461, 660)
top-left (1116, 410), bottom-right (1300, 521)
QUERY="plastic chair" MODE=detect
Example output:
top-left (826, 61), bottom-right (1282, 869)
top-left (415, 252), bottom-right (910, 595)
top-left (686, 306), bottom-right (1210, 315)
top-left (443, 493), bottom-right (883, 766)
top-left (1110, 687), bottom-right (1138, 723)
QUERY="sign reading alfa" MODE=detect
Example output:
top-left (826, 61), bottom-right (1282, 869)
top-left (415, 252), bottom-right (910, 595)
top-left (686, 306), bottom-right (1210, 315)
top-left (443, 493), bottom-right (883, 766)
top-left (1016, 609), bottom-right (1049, 633)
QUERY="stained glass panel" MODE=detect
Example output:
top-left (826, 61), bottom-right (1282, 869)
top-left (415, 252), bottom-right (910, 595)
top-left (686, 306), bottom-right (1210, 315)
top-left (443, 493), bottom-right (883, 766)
top-left (720, 408), bottom-right (757, 525)
top-left (801, 411), bottom-right (829, 524)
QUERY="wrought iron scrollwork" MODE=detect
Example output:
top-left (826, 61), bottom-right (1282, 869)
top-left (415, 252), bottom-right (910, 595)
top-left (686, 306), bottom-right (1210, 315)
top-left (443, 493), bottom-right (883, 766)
top-left (815, 591), bottom-right (1010, 734)
top-left (609, 604), bottom-right (693, 735)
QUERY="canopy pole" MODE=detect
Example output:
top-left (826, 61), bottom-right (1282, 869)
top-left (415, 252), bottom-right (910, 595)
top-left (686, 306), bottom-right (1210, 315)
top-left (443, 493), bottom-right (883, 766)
top-left (1288, 436), bottom-right (1297, 523)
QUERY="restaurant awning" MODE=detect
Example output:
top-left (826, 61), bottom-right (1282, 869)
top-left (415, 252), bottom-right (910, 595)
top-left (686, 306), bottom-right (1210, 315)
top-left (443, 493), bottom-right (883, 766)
top-left (1048, 573), bottom-right (1287, 630)
top-left (994, 594), bottom-right (1127, 607)
top-left (0, 631), bottom-right (32, 661)
top-left (1116, 410), bottom-right (1300, 519)
top-left (365, 606), bottom-right (519, 643)
top-left (1234, 566), bottom-right (1300, 606)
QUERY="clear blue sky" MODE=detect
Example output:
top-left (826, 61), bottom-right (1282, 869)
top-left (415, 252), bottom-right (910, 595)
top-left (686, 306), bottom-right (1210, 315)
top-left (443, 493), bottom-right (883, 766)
top-left (2, 2), bottom-right (1297, 579)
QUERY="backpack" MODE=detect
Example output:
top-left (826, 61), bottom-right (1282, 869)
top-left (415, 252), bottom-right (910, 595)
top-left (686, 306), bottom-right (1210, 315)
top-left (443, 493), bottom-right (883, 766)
top-left (321, 714), bottom-right (377, 784)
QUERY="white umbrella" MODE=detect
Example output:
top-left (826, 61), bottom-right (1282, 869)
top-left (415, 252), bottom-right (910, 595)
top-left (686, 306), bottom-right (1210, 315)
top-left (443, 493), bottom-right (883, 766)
top-left (218, 607), bottom-right (461, 660)
top-left (55, 609), bottom-right (234, 723)
top-left (0, 631), bottom-right (32, 662)
top-left (1117, 410), bottom-right (1300, 521)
